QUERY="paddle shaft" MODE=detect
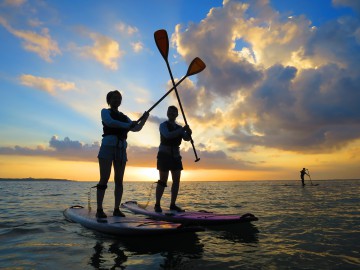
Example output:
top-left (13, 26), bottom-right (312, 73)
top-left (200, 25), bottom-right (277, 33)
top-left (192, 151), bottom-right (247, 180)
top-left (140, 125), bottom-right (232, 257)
top-left (306, 169), bottom-right (314, 185)
top-left (165, 59), bottom-right (200, 162)
top-left (135, 56), bottom-right (205, 124)
top-left (136, 75), bottom-right (187, 123)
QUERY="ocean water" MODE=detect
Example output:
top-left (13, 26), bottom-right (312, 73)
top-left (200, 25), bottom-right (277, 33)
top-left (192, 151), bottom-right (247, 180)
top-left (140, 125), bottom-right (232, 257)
top-left (0, 179), bottom-right (359, 270)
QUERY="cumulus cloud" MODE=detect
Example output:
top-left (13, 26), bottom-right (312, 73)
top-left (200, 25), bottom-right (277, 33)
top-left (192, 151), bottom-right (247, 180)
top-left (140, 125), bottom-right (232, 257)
top-left (172, 2), bottom-right (262, 98)
top-left (171, 0), bottom-right (360, 154)
top-left (0, 16), bottom-right (60, 62)
top-left (49, 136), bottom-right (82, 151)
top-left (71, 31), bottom-right (123, 70)
top-left (19, 74), bottom-right (76, 94)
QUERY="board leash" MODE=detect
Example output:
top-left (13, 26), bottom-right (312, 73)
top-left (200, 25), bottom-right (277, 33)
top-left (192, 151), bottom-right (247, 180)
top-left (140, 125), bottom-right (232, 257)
top-left (87, 187), bottom-right (92, 211)
top-left (88, 185), bottom-right (97, 211)
top-left (144, 181), bottom-right (157, 208)
top-left (87, 182), bottom-right (157, 210)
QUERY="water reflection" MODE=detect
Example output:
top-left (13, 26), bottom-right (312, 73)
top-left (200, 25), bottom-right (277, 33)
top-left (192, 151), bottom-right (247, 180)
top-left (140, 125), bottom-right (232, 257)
top-left (89, 241), bottom-right (127, 269)
top-left (88, 232), bottom-right (203, 269)
top-left (211, 223), bottom-right (259, 243)
top-left (120, 233), bottom-right (203, 255)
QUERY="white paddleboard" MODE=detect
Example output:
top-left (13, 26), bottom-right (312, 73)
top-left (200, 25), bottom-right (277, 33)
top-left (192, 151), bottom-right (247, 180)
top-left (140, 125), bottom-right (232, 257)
top-left (122, 201), bottom-right (258, 225)
top-left (63, 205), bottom-right (203, 236)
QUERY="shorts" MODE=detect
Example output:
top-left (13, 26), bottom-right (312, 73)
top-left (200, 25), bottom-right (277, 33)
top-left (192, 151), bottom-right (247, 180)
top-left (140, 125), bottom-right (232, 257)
top-left (97, 145), bottom-right (127, 161)
top-left (157, 151), bottom-right (183, 171)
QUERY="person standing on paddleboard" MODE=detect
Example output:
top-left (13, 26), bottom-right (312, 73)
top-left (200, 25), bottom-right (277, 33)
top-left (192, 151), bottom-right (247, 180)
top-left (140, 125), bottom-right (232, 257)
top-left (155, 105), bottom-right (192, 213)
top-left (300, 168), bottom-right (309, 187)
top-left (96, 90), bottom-right (149, 218)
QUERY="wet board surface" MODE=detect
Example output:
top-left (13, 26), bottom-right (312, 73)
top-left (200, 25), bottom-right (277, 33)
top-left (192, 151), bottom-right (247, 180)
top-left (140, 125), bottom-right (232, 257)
top-left (122, 201), bottom-right (258, 225)
top-left (63, 206), bottom-right (203, 236)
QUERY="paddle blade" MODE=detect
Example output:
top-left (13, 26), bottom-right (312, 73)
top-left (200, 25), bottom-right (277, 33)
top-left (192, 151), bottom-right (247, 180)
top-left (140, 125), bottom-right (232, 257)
top-left (154, 29), bottom-right (169, 60)
top-left (186, 57), bottom-right (206, 76)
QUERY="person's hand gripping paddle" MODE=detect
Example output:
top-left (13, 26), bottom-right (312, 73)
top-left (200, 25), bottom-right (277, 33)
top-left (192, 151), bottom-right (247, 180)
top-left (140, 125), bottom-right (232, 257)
top-left (154, 29), bottom-right (203, 162)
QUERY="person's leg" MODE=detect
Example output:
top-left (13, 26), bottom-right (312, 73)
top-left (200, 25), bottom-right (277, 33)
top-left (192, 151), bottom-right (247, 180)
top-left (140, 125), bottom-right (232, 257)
top-left (170, 170), bottom-right (181, 206)
top-left (113, 158), bottom-right (126, 216)
top-left (301, 176), bottom-right (305, 186)
top-left (97, 158), bottom-right (112, 217)
top-left (155, 171), bottom-right (169, 212)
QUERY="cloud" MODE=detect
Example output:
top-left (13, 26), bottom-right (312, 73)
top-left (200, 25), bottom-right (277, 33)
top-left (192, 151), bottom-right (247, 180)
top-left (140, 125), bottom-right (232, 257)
top-left (0, 16), bottom-right (60, 62)
top-left (131, 41), bottom-right (144, 53)
top-left (171, 0), bottom-right (360, 155)
top-left (115, 22), bottom-right (143, 53)
top-left (0, 136), bottom-right (100, 162)
top-left (0, 136), bottom-right (252, 170)
top-left (49, 136), bottom-right (82, 150)
top-left (71, 31), bottom-right (123, 70)
top-left (147, 115), bottom-right (166, 126)
top-left (28, 18), bottom-right (43, 28)
top-left (116, 22), bottom-right (139, 35)
top-left (19, 74), bottom-right (76, 94)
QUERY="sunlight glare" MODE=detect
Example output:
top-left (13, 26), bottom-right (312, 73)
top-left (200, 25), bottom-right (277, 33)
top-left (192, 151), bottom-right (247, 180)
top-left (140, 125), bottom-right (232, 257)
top-left (136, 167), bottom-right (159, 181)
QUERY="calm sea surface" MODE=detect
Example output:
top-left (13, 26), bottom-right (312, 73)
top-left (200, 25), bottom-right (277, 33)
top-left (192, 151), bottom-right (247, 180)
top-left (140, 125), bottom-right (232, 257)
top-left (0, 180), bottom-right (359, 269)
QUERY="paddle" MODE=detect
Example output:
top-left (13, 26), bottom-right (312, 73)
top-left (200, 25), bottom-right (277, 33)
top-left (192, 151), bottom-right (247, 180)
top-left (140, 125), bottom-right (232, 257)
top-left (136, 57), bottom-right (205, 123)
top-left (154, 29), bottom-right (203, 162)
top-left (306, 169), bottom-right (319, 186)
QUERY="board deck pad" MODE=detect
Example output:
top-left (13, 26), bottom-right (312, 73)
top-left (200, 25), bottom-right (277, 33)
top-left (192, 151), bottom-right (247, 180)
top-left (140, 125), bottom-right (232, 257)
top-left (64, 205), bottom-right (203, 235)
top-left (122, 201), bottom-right (258, 225)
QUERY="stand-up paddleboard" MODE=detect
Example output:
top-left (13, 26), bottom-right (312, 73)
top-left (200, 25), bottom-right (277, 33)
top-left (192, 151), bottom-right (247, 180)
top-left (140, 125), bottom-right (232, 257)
top-left (122, 201), bottom-right (258, 225)
top-left (283, 183), bottom-right (320, 187)
top-left (64, 205), bottom-right (203, 236)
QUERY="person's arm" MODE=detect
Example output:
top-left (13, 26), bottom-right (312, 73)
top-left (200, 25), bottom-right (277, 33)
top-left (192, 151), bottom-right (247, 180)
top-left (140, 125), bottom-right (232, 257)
top-left (160, 122), bottom-right (183, 138)
top-left (101, 109), bottom-right (132, 129)
top-left (130, 111), bottom-right (149, 132)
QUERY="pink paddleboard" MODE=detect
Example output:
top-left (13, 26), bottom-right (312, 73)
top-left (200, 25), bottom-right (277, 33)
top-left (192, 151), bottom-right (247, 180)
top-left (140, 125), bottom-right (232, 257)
top-left (122, 201), bottom-right (258, 225)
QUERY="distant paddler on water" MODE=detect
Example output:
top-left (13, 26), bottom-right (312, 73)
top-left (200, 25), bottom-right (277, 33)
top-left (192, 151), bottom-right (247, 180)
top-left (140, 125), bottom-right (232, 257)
top-left (300, 168), bottom-right (319, 186)
top-left (300, 168), bottom-right (309, 186)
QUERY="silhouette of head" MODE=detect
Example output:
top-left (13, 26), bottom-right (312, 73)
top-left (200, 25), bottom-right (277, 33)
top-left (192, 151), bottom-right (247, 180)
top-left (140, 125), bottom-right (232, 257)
top-left (167, 106), bottom-right (178, 121)
top-left (107, 90), bottom-right (122, 107)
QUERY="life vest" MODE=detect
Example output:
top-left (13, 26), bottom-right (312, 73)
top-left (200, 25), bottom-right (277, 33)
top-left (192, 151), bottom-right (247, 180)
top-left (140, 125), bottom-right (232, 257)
top-left (102, 109), bottom-right (129, 140)
top-left (160, 121), bottom-right (183, 146)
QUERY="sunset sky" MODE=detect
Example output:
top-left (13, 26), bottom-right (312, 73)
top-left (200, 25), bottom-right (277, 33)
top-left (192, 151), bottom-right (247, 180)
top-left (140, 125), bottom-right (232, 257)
top-left (1, 0), bottom-right (360, 181)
